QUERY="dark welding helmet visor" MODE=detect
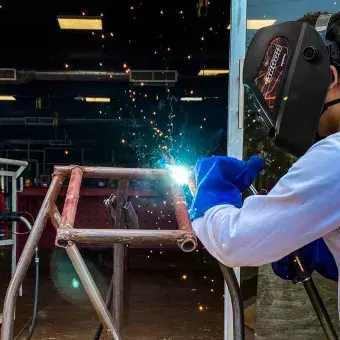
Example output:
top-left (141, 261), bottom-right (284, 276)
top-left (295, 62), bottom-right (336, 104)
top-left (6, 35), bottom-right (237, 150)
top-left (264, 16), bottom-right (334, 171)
top-left (243, 15), bottom-right (339, 157)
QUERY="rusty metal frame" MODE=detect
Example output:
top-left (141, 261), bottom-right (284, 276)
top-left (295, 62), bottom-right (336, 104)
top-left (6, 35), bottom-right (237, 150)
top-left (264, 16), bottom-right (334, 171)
top-left (1, 165), bottom-right (197, 340)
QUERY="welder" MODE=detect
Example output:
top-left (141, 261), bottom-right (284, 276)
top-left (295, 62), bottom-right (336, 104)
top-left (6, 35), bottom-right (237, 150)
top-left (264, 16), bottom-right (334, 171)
top-left (190, 12), bottom-right (340, 312)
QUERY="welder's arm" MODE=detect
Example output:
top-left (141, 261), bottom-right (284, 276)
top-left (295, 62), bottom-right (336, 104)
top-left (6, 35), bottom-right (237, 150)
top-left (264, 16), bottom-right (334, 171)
top-left (192, 136), bottom-right (340, 267)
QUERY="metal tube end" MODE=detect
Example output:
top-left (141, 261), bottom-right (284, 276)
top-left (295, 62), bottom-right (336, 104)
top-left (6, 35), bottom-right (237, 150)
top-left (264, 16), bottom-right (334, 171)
top-left (177, 234), bottom-right (197, 253)
top-left (55, 233), bottom-right (73, 248)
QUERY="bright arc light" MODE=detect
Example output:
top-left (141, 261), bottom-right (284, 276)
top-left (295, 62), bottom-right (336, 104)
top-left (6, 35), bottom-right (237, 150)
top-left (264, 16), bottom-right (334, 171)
top-left (0, 95), bottom-right (16, 101)
top-left (85, 97), bottom-right (111, 103)
top-left (227, 19), bottom-right (276, 30)
top-left (180, 97), bottom-right (203, 102)
top-left (170, 166), bottom-right (190, 185)
top-left (57, 16), bottom-right (103, 30)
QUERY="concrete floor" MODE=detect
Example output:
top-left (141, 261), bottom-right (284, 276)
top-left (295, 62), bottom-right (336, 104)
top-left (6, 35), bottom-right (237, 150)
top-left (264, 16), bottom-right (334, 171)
top-left (1, 248), bottom-right (255, 340)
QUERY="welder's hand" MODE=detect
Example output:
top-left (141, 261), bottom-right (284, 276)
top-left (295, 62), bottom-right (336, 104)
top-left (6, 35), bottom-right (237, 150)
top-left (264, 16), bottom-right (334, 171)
top-left (189, 155), bottom-right (263, 220)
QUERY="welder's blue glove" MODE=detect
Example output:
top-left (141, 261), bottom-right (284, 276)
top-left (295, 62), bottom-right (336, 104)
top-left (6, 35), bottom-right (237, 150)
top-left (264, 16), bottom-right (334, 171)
top-left (272, 238), bottom-right (338, 282)
top-left (189, 155), bottom-right (264, 220)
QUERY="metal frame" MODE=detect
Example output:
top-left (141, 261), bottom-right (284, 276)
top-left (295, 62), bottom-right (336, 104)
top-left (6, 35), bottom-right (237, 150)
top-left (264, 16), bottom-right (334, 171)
top-left (0, 158), bottom-right (28, 274)
top-left (0, 158), bottom-right (28, 325)
top-left (1, 165), bottom-right (198, 340)
top-left (226, 0), bottom-right (247, 338)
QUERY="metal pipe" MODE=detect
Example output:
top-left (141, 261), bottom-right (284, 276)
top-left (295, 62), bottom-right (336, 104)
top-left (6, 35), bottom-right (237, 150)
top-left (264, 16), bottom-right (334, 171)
top-left (113, 245), bottom-right (125, 336)
top-left (177, 233), bottom-right (197, 253)
top-left (19, 216), bottom-right (32, 231)
top-left (18, 70), bottom-right (129, 82)
top-left (302, 279), bottom-right (339, 340)
top-left (93, 278), bottom-right (114, 340)
top-left (170, 182), bottom-right (195, 233)
top-left (219, 263), bottom-right (245, 340)
top-left (1, 173), bottom-right (64, 340)
top-left (290, 250), bottom-right (338, 340)
top-left (67, 245), bottom-right (121, 340)
top-left (0, 158), bottom-right (28, 167)
top-left (11, 175), bottom-right (17, 280)
top-left (112, 180), bottom-right (129, 337)
top-left (0, 170), bottom-right (16, 177)
top-left (54, 165), bottom-right (168, 179)
top-left (19, 216), bottom-right (39, 340)
top-left (60, 167), bottom-right (83, 228)
top-left (50, 206), bottom-right (121, 340)
top-left (55, 228), bottom-right (197, 250)
top-left (0, 118), bottom-right (147, 127)
top-left (165, 156), bottom-right (197, 234)
top-left (249, 185), bottom-right (258, 196)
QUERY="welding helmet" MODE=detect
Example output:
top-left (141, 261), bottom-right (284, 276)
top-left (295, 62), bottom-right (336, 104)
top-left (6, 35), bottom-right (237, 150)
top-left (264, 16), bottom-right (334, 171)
top-left (243, 13), bottom-right (340, 157)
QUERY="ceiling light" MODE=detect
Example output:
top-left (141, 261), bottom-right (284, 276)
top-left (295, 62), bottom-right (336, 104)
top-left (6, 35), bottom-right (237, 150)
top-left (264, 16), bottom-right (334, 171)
top-left (180, 97), bottom-right (203, 102)
top-left (0, 95), bottom-right (16, 101)
top-left (227, 19), bottom-right (276, 30)
top-left (198, 69), bottom-right (229, 76)
top-left (57, 16), bottom-right (103, 30)
top-left (84, 97), bottom-right (111, 103)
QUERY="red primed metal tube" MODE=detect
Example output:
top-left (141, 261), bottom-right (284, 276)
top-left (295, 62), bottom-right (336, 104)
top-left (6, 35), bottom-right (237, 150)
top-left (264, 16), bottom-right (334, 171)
top-left (164, 156), bottom-right (195, 233)
top-left (171, 183), bottom-right (194, 232)
top-left (61, 166), bottom-right (83, 228)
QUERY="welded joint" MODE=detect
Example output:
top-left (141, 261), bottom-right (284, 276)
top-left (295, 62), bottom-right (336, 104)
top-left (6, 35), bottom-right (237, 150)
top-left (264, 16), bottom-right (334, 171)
top-left (174, 199), bottom-right (188, 206)
top-left (55, 230), bottom-right (74, 248)
top-left (52, 170), bottom-right (66, 180)
top-left (53, 165), bottom-right (84, 179)
top-left (177, 233), bottom-right (198, 253)
top-left (59, 222), bottom-right (74, 229)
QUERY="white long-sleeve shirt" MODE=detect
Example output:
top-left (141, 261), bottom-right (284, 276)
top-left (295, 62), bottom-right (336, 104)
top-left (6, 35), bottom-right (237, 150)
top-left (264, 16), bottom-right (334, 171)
top-left (192, 132), bottom-right (340, 271)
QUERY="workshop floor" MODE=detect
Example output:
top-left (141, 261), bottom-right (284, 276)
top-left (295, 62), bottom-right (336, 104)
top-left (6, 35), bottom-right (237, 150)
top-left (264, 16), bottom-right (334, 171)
top-left (1, 249), bottom-right (255, 340)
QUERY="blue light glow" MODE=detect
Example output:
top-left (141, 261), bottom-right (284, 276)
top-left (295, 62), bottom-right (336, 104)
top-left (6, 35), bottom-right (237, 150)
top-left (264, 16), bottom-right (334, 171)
top-left (72, 278), bottom-right (80, 289)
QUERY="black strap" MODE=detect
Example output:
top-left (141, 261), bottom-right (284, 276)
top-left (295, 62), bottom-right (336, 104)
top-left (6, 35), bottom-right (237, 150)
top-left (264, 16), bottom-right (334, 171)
top-left (324, 97), bottom-right (340, 109)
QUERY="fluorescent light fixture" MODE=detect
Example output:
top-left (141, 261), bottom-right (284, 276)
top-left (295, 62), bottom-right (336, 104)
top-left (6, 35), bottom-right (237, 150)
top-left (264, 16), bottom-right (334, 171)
top-left (227, 19), bottom-right (276, 30)
top-left (57, 16), bottom-right (102, 30)
top-left (198, 69), bottom-right (229, 76)
top-left (180, 97), bottom-right (203, 102)
top-left (85, 97), bottom-right (110, 103)
top-left (0, 95), bottom-right (16, 101)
